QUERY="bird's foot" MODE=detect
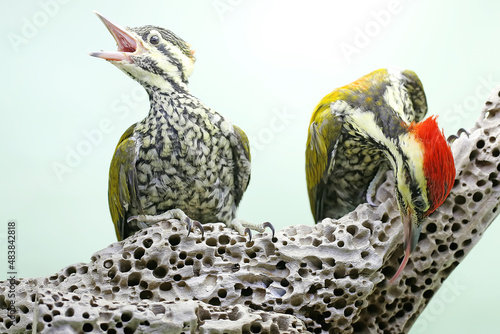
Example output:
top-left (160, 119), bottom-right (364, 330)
top-left (447, 128), bottom-right (470, 144)
top-left (366, 166), bottom-right (387, 206)
top-left (127, 208), bottom-right (204, 238)
top-left (230, 219), bottom-right (275, 242)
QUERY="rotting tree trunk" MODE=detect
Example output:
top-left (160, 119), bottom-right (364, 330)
top-left (2, 87), bottom-right (500, 334)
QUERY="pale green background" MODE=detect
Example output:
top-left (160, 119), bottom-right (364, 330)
top-left (1, 0), bottom-right (499, 332)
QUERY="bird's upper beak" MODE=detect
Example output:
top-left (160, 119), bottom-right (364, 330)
top-left (389, 208), bottom-right (422, 284)
top-left (90, 11), bottom-right (144, 62)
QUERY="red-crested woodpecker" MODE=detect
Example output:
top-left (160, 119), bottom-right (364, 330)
top-left (306, 68), bottom-right (455, 282)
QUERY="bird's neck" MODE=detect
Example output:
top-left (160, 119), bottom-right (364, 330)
top-left (144, 72), bottom-right (194, 108)
top-left (148, 87), bottom-right (186, 104)
top-left (143, 77), bottom-right (190, 97)
top-left (145, 87), bottom-right (200, 120)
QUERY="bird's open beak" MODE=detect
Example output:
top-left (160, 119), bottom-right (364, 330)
top-left (90, 11), bottom-right (143, 62)
top-left (389, 209), bottom-right (422, 284)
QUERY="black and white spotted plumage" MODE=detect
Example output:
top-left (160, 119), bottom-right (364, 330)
top-left (110, 89), bottom-right (251, 240)
top-left (91, 12), bottom-right (253, 240)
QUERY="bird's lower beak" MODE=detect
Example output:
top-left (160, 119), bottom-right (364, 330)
top-left (90, 11), bottom-right (142, 62)
top-left (389, 209), bottom-right (422, 284)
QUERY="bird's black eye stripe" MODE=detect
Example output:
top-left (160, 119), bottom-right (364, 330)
top-left (407, 169), bottom-right (427, 211)
top-left (149, 35), bottom-right (160, 45)
top-left (413, 194), bottom-right (425, 210)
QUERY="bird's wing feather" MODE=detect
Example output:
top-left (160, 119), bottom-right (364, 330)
top-left (231, 124), bottom-right (251, 207)
top-left (401, 69), bottom-right (428, 122)
top-left (306, 101), bottom-right (344, 222)
top-left (108, 123), bottom-right (141, 240)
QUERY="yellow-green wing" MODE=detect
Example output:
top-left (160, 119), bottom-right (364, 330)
top-left (108, 123), bottom-right (141, 240)
top-left (306, 69), bottom-right (394, 222)
top-left (231, 124), bottom-right (251, 207)
top-left (306, 96), bottom-right (344, 223)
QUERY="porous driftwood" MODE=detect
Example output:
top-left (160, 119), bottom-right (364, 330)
top-left (2, 86), bottom-right (500, 333)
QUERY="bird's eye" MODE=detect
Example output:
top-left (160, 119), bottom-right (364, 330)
top-left (149, 35), bottom-right (160, 45)
top-left (413, 196), bottom-right (425, 210)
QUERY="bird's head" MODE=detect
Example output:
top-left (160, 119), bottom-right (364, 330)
top-left (90, 11), bottom-right (195, 93)
top-left (389, 116), bottom-right (455, 283)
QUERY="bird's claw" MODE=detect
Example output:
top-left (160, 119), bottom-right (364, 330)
top-left (127, 215), bottom-right (140, 223)
top-left (366, 195), bottom-right (378, 207)
top-left (186, 219), bottom-right (204, 238)
top-left (243, 222), bottom-right (275, 242)
top-left (127, 210), bottom-right (204, 238)
top-left (127, 215), bottom-right (150, 229)
top-left (244, 227), bottom-right (252, 242)
top-left (447, 128), bottom-right (470, 144)
top-left (457, 128), bottom-right (470, 137)
top-left (447, 135), bottom-right (458, 143)
top-left (262, 221), bottom-right (275, 239)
